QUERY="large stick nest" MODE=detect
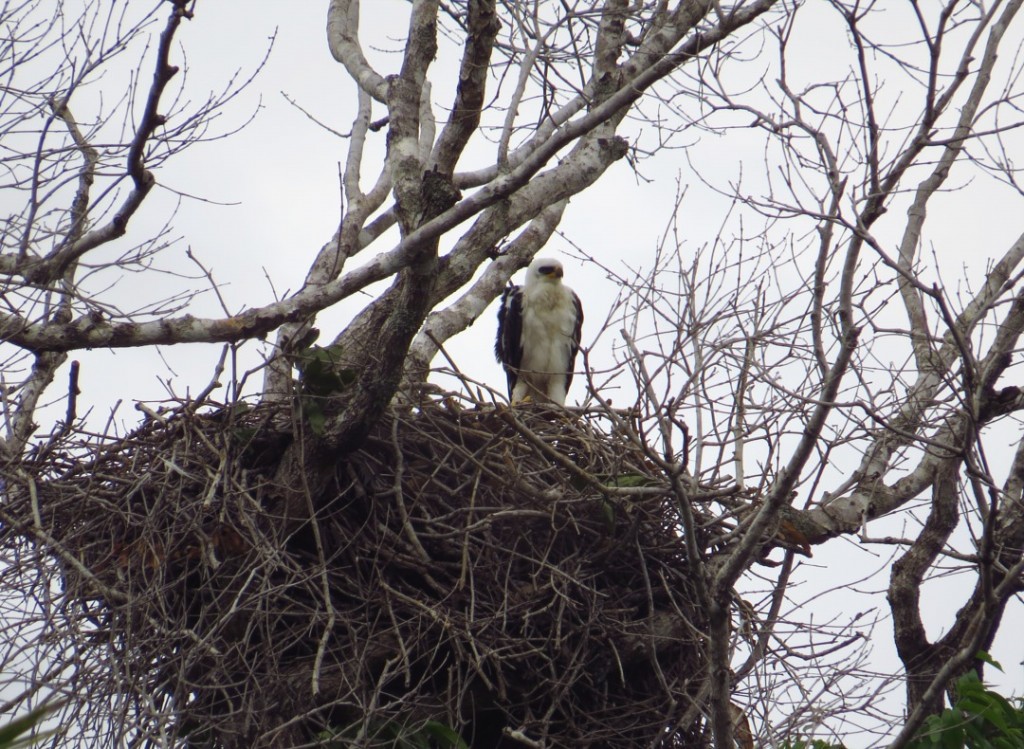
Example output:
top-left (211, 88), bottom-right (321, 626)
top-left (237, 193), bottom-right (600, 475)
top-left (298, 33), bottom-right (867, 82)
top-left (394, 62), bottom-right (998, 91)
top-left (2, 392), bottom-right (744, 748)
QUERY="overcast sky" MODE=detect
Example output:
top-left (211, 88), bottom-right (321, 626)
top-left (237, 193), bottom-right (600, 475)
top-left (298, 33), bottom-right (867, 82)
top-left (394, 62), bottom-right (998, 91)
top-left (8, 1), bottom-right (1024, 744)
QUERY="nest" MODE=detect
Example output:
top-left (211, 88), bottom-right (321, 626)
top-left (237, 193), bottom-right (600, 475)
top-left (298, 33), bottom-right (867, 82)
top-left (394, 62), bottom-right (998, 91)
top-left (1, 392), bottom-right (731, 748)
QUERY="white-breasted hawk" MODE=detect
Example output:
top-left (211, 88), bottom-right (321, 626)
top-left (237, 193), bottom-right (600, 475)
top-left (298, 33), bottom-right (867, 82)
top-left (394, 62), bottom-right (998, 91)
top-left (495, 257), bottom-right (583, 405)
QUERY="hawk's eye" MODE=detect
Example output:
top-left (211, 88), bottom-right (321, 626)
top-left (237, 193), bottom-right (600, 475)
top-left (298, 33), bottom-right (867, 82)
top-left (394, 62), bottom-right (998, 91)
top-left (538, 266), bottom-right (556, 275)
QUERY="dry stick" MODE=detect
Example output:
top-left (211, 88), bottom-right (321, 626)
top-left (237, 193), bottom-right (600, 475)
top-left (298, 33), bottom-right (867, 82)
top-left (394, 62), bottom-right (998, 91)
top-left (495, 407), bottom-right (611, 497)
top-left (731, 551), bottom-right (795, 682)
top-left (458, 469), bottom-right (482, 590)
top-left (731, 337), bottom-right (755, 491)
top-left (634, 534), bottom-right (677, 702)
top-left (618, 330), bottom-right (709, 601)
top-left (190, 345), bottom-right (229, 410)
top-left (390, 413), bottom-right (432, 565)
top-left (618, 328), bottom-right (734, 745)
top-left (502, 727), bottom-right (544, 748)
top-left (46, 2), bottom-right (190, 277)
top-left (287, 418), bottom-right (337, 697)
top-left (0, 491), bottom-right (127, 606)
top-left (65, 361), bottom-right (80, 427)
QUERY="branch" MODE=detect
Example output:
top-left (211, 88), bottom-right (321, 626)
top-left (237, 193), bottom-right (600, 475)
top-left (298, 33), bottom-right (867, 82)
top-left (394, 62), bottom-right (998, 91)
top-left (31, 0), bottom-right (191, 282)
top-left (326, 0), bottom-right (388, 102)
top-left (430, 0), bottom-right (499, 174)
top-left (814, 230), bottom-right (1024, 532)
top-left (712, 320), bottom-right (860, 590)
top-left (894, 0), bottom-right (1011, 371)
top-left (888, 460), bottom-right (961, 715)
top-left (885, 556), bottom-right (1024, 749)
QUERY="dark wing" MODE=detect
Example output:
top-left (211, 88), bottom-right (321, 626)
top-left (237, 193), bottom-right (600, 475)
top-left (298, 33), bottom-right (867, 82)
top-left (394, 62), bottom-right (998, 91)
top-left (495, 284), bottom-right (523, 398)
top-left (565, 291), bottom-right (584, 392)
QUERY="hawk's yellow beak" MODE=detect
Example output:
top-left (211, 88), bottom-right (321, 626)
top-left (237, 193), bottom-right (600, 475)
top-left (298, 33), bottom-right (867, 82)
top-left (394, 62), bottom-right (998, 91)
top-left (537, 265), bottom-right (563, 279)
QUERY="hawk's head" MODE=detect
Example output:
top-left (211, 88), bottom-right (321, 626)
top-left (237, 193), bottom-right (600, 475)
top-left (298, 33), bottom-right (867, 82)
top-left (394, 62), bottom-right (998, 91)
top-left (526, 257), bottom-right (565, 286)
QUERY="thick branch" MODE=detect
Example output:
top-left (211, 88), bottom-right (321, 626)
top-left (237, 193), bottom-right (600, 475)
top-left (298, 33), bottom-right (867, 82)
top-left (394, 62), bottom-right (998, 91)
top-left (888, 460), bottom-right (960, 715)
top-left (326, 0), bottom-right (388, 102)
top-left (430, 0), bottom-right (499, 175)
top-left (814, 231), bottom-right (1024, 532)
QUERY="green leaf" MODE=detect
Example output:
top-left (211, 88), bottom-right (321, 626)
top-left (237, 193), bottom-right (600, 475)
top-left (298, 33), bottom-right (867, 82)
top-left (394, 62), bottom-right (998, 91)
top-left (600, 498), bottom-right (616, 528)
top-left (610, 473), bottom-right (652, 487)
top-left (0, 704), bottom-right (56, 748)
top-left (975, 651), bottom-right (1004, 672)
top-left (958, 695), bottom-right (994, 715)
top-left (231, 426), bottom-right (257, 444)
top-left (907, 669), bottom-right (1024, 749)
top-left (422, 720), bottom-right (469, 749)
top-left (303, 399), bottom-right (327, 435)
top-left (936, 731), bottom-right (963, 748)
top-left (295, 345), bottom-right (354, 398)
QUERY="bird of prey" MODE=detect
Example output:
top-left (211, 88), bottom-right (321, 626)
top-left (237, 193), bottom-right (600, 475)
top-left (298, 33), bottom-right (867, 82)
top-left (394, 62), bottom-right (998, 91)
top-left (495, 257), bottom-right (583, 406)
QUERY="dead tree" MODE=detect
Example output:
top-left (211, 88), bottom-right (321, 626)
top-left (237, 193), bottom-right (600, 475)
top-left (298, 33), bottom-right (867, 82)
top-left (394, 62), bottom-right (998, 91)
top-left (1, 1), bottom-right (1024, 748)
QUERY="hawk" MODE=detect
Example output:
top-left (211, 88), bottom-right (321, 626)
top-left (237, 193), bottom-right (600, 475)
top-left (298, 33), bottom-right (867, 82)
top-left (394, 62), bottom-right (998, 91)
top-left (495, 257), bottom-right (583, 405)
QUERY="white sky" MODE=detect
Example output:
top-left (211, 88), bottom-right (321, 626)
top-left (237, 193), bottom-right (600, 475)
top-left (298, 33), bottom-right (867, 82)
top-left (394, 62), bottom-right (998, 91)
top-left (6, 1), bottom-right (1024, 745)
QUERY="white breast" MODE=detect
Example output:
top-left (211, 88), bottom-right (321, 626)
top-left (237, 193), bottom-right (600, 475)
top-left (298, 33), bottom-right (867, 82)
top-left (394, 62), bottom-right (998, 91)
top-left (515, 283), bottom-right (577, 404)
